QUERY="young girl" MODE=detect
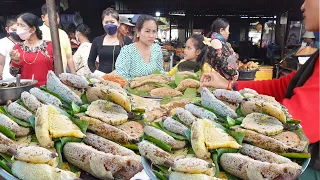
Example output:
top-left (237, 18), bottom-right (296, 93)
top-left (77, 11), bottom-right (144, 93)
top-left (168, 34), bottom-right (206, 76)
top-left (0, 17), bottom-right (22, 80)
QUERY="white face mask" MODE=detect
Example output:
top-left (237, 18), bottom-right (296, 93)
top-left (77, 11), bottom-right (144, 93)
top-left (16, 28), bottom-right (32, 40)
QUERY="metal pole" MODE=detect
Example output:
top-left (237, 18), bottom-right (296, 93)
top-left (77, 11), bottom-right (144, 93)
top-left (46, 0), bottom-right (63, 75)
top-left (169, 16), bottom-right (172, 41)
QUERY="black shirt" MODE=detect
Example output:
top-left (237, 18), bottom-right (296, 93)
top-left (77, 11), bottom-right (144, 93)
top-left (87, 35), bottom-right (132, 73)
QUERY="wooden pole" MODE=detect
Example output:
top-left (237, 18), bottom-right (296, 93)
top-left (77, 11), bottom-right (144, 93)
top-left (46, 0), bottom-right (63, 75)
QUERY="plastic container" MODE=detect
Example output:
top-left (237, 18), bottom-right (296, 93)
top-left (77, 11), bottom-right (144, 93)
top-left (238, 69), bottom-right (258, 81)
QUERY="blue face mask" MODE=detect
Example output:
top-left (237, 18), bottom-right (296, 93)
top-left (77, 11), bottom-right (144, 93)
top-left (103, 24), bottom-right (118, 35)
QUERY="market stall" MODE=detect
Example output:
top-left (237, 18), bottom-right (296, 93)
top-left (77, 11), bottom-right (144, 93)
top-left (0, 69), bottom-right (311, 180)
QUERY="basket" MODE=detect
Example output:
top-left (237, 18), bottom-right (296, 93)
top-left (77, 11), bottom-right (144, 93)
top-left (238, 69), bottom-right (258, 81)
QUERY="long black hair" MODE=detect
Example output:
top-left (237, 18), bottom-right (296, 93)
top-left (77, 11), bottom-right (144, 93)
top-left (76, 23), bottom-right (91, 41)
top-left (18, 13), bottom-right (42, 39)
top-left (188, 34), bottom-right (207, 63)
top-left (207, 18), bottom-right (229, 37)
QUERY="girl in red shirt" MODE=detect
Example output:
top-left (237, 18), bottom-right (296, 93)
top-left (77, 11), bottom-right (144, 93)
top-left (9, 13), bottom-right (53, 86)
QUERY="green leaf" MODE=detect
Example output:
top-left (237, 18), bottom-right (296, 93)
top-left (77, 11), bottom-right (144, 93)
top-left (153, 170), bottom-right (168, 180)
top-left (29, 115), bottom-right (36, 129)
top-left (123, 144), bottom-right (139, 151)
top-left (81, 93), bottom-right (89, 104)
top-left (0, 159), bottom-right (12, 174)
top-left (80, 104), bottom-right (89, 112)
top-left (70, 118), bottom-right (88, 134)
top-left (236, 104), bottom-right (244, 117)
top-left (55, 137), bottom-right (82, 168)
top-left (0, 125), bottom-right (15, 140)
top-left (184, 129), bottom-right (191, 142)
top-left (174, 73), bottom-right (184, 86)
top-left (152, 70), bottom-right (162, 74)
top-left (225, 129), bottom-right (245, 145)
top-left (0, 153), bottom-right (13, 164)
top-left (280, 152), bottom-right (311, 159)
top-left (31, 134), bottom-right (39, 143)
top-left (226, 116), bottom-right (236, 127)
top-left (154, 164), bottom-right (170, 174)
top-left (71, 102), bottom-right (81, 114)
top-left (68, 163), bottom-right (81, 173)
top-left (183, 88), bottom-right (197, 98)
top-left (287, 119), bottom-right (301, 124)
top-left (212, 152), bottom-right (220, 177)
top-left (0, 106), bottom-right (32, 127)
top-left (168, 81), bottom-right (177, 89)
top-left (125, 86), bottom-right (151, 97)
top-left (187, 146), bottom-right (195, 154)
top-left (235, 117), bottom-right (244, 125)
top-left (142, 135), bottom-right (172, 152)
top-left (196, 70), bottom-right (202, 77)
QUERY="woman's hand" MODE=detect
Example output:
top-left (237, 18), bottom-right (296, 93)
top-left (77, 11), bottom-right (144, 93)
top-left (200, 72), bottom-right (230, 89)
top-left (10, 50), bottom-right (20, 65)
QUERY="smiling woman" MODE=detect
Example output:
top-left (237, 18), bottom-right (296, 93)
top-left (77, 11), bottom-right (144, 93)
top-left (115, 14), bottom-right (164, 80)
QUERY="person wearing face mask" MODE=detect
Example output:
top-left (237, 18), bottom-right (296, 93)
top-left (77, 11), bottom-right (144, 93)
top-left (39, 4), bottom-right (76, 74)
top-left (9, 13), bottom-right (53, 86)
top-left (0, 17), bottom-right (22, 80)
top-left (73, 24), bottom-right (92, 76)
top-left (201, 0), bottom-right (319, 178)
top-left (203, 18), bottom-right (238, 81)
top-left (115, 14), bottom-right (164, 80)
top-left (87, 8), bottom-right (130, 74)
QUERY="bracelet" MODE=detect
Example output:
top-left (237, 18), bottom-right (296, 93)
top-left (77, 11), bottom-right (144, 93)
top-left (226, 80), bottom-right (231, 90)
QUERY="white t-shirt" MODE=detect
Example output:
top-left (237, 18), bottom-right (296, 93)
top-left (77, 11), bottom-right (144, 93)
top-left (0, 37), bottom-right (15, 80)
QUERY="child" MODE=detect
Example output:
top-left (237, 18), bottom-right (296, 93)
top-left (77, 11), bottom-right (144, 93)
top-left (168, 34), bottom-right (206, 76)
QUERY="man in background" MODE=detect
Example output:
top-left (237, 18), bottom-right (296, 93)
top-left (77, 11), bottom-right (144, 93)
top-left (40, 4), bottom-right (76, 74)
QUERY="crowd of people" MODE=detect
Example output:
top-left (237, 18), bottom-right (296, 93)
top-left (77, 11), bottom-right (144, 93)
top-left (0, 0), bottom-right (319, 177)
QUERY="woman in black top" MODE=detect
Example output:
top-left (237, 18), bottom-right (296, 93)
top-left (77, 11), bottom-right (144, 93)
top-left (87, 8), bottom-right (131, 73)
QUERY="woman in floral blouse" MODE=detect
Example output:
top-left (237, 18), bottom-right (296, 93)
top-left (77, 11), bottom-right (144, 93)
top-left (203, 18), bottom-right (238, 81)
top-left (10, 13), bottom-right (53, 86)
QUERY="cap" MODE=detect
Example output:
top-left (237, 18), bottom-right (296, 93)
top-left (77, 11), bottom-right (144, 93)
top-left (119, 15), bottom-right (135, 26)
top-left (303, 31), bottom-right (315, 39)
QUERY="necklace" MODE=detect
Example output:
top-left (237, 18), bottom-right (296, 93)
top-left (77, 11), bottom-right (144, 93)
top-left (23, 51), bottom-right (39, 65)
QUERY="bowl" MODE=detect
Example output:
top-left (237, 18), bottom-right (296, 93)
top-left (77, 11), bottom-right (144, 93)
top-left (0, 79), bottom-right (38, 105)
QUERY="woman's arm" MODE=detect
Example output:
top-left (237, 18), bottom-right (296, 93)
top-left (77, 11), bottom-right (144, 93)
top-left (115, 46), bottom-right (131, 79)
top-left (87, 37), bottom-right (100, 72)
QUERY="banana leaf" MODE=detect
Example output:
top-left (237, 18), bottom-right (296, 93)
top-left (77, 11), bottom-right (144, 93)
top-left (70, 117), bottom-right (88, 134)
top-left (174, 73), bottom-right (184, 86)
top-left (80, 104), bottom-right (89, 112)
top-left (81, 93), bottom-right (89, 104)
top-left (184, 129), bottom-right (191, 142)
top-left (125, 86), bottom-right (151, 97)
top-left (225, 129), bottom-right (245, 145)
top-left (0, 125), bottom-right (15, 140)
top-left (123, 144), bottom-right (139, 151)
top-left (226, 116), bottom-right (236, 127)
top-left (142, 135), bottom-right (172, 152)
top-left (29, 115), bottom-right (35, 129)
top-left (54, 137), bottom-right (82, 168)
top-left (236, 104), bottom-right (244, 117)
top-left (280, 152), bottom-right (311, 159)
top-left (154, 164), bottom-right (169, 174)
top-left (183, 88), bottom-right (197, 98)
top-left (0, 159), bottom-right (12, 175)
top-left (0, 153), bottom-right (12, 164)
top-left (153, 170), bottom-right (167, 180)
top-left (0, 106), bottom-right (32, 127)
top-left (31, 134), bottom-right (39, 143)
top-left (287, 119), bottom-right (301, 124)
top-left (152, 70), bottom-right (162, 74)
top-left (71, 102), bottom-right (81, 114)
